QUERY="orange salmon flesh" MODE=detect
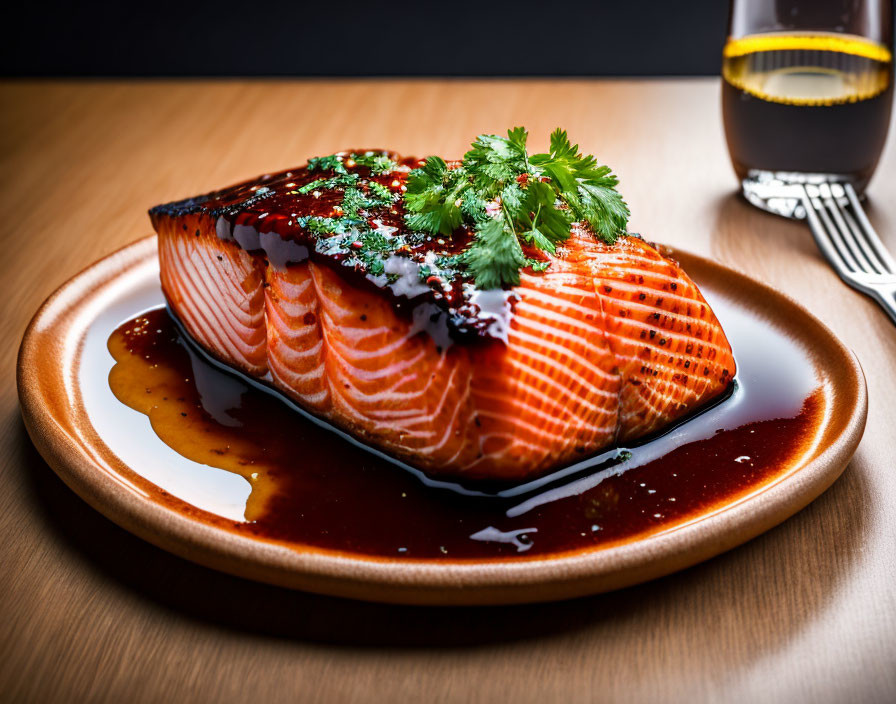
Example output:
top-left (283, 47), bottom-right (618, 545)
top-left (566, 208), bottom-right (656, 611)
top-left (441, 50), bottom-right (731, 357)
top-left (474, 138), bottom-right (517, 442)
top-left (153, 211), bottom-right (736, 482)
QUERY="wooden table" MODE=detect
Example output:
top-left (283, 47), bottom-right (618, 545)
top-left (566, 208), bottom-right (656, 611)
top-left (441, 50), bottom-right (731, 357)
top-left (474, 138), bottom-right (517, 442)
top-left (1, 79), bottom-right (894, 703)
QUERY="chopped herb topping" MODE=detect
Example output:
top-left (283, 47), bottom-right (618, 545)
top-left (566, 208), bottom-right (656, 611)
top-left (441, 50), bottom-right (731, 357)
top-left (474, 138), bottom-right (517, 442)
top-left (295, 174), bottom-right (356, 194)
top-left (293, 168), bottom-right (395, 238)
top-left (287, 151), bottom-right (414, 282)
top-left (342, 184), bottom-right (392, 219)
top-left (296, 215), bottom-right (353, 235)
top-left (418, 253), bottom-right (465, 285)
top-left (307, 154), bottom-right (346, 173)
top-left (350, 152), bottom-right (398, 175)
top-left (308, 151), bottom-right (397, 176)
top-left (367, 180), bottom-right (394, 202)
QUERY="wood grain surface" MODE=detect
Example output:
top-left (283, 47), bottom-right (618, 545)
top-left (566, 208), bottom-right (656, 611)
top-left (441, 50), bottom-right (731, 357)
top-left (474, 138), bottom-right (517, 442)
top-left (1, 79), bottom-right (894, 704)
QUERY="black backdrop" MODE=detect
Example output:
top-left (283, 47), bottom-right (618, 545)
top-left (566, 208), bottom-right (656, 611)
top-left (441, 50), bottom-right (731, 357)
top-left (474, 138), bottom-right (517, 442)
top-left (2, 1), bottom-right (730, 77)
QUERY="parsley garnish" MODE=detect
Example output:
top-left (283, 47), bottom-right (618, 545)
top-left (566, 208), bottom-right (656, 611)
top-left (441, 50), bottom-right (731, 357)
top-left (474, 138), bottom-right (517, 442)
top-left (462, 218), bottom-right (527, 290)
top-left (403, 127), bottom-right (629, 288)
top-left (403, 157), bottom-right (468, 236)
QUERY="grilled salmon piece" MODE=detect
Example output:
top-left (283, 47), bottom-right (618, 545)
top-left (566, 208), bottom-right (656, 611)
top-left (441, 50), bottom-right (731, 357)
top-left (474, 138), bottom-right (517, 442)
top-left (150, 153), bottom-right (735, 481)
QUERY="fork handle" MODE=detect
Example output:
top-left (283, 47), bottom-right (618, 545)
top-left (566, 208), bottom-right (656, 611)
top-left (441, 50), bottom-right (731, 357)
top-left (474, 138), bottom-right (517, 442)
top-left (802, 188), bottom-right (896, 326)
top-left (869, 287), bottom-right (896, 326)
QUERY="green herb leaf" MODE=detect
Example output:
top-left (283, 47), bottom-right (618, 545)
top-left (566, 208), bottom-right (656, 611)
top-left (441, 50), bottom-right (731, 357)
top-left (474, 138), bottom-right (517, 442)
top-left (350, 152), bottom-right (397, 175)
top-left (296, 178), bottom-right (326, 194)
top-left (296, 173), bottom-right (358, 194)
top-left (307, 155), bottom-right (348, 174)
top-left (367, 180), bottom-right (394, 203)
top-left (403, 127), bottom-right (629, 288)
top-left (404, 156), bottom-right (467, 236)
top-left (463, 217), bottom-right (527, 289)
top-left (530, 128), bottom-right (629, 242)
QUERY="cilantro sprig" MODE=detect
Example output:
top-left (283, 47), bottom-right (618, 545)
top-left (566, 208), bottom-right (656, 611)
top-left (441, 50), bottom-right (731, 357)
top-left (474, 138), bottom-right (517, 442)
top-left (403, 128), bottom-right (629, 289)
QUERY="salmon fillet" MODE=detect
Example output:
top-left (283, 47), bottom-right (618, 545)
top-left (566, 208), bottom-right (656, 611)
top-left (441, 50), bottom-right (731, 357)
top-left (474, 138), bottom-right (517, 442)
top-left (151, 152), bottom-right (735, 481)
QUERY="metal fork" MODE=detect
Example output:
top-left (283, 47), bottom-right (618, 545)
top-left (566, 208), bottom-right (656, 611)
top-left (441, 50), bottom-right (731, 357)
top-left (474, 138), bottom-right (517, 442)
top-left (743, 172), bottom-right (896, 325)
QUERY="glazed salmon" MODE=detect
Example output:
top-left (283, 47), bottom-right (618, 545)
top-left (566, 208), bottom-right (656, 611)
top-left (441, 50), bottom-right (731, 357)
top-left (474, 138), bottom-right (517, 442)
top-left (151, 151), bottom-right (735, 481)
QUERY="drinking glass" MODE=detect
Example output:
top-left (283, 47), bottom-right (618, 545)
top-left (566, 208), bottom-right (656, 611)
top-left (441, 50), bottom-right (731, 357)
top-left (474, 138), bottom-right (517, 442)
top-left (722, 0), bottom-right (893, 195)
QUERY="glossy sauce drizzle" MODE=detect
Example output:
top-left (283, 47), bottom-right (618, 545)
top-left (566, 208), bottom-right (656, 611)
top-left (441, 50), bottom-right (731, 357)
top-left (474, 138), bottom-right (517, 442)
top-left (108, 303), bottom-right (822, 560)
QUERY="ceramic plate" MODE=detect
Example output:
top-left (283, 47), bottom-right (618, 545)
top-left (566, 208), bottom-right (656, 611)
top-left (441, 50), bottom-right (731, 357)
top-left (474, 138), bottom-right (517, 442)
top-left (18, 236), bottom-right (867, 605)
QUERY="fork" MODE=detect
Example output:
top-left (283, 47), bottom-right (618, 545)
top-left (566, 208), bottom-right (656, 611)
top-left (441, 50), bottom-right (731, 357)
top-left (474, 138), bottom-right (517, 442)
top-left (742, 173), bottom-right (896, 325)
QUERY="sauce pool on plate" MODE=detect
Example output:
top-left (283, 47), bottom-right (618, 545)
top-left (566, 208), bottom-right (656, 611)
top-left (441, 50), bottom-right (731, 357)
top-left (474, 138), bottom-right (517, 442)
top-left (108, 303), bottom-right (822, 560)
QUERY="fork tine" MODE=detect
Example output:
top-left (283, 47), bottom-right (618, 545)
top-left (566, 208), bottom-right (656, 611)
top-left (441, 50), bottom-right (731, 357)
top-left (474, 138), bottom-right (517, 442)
top-left (822, 185), bottom-right (883, 274)
top-left (844, 183), bottom-right (896, 273)
top-left (805, 186), bottom-right (864, 271)
top-left (801, 186), bottom-right (855, 275)
top-left (813, 189), bottom-right (865, 273)
top-left (840, 206), bottom-right (891, 275)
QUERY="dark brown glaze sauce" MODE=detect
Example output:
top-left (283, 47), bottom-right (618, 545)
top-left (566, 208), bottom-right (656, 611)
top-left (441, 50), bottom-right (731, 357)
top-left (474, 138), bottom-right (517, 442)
top-left (148, 153), bottom-right (533, 340)
top-left (109, 302), bottom-right (822, 561)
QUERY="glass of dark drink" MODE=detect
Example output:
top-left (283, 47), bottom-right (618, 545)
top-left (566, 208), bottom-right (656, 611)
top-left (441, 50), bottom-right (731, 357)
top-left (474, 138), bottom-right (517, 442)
top-left (723, 0), bottom-right (894, 195)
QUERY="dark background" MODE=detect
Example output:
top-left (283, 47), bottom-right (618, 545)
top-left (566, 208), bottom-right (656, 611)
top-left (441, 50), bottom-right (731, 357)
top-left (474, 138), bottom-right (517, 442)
top-left (1, 0), bottom-right (729, 77)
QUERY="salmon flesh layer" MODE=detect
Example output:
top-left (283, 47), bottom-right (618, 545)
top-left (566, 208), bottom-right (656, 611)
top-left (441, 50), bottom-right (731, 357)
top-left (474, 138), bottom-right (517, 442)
top-left (150, 154), bottom-right (736, 481)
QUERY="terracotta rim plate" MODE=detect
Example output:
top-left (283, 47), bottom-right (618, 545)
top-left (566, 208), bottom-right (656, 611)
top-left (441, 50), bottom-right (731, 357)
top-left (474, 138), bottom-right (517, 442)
top-left (18, 236), bottom-right (867, 605)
